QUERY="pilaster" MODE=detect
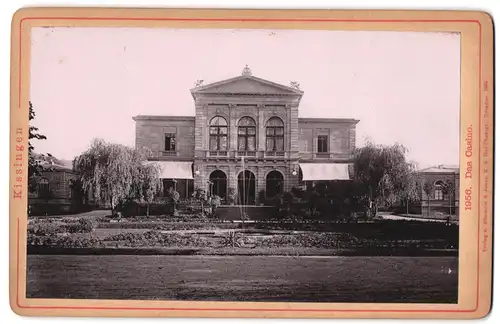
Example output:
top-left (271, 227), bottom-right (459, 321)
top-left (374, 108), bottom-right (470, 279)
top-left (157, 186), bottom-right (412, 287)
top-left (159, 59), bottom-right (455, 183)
top-left (256, 166), bottom-right (266, 203)
top-left (229, 104), bottom-right (238, 151)
top-left (289, 103), bottom-right (300, 157)
top-left (193, 163), bottom-right (208, 192)
top-left (195, 101), bottom-right (207, 152)
top-left (349, 124), bottom-right (357, 152)
top-left (258, 104), bottom-right (266, 151)
top-left (228, 165), bottom-right (238, 192)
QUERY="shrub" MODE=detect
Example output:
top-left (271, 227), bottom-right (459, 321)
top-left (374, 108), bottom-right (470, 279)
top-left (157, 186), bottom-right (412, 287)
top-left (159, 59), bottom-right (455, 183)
top-left (95, 216), bottom-right (112, 223)
top-left (27, 234), bottom-right (105, 248)
top-left (79, 218), bottom-right (97, 232)
top-left (29, 222), bottom-right (66, 236)
top-left (220, 231), bottom-right (244, 247)
top-left (102, 231), bottom-right (211, 248)
top-left (66, 218), bottom-right (97, 233)
top-left (210, 195), bottom-right (222, 207)
top-left (166, 189), bottom-right (180, 204)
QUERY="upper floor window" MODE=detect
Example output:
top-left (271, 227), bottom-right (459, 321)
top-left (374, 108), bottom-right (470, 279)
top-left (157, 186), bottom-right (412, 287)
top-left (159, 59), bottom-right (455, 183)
top-left (209, 116), bottom-right (228, 151)
top-left (317, 135), bottom-right (328, 153)
top-left (434, 181), bottom-right (444, 200)
top-left (266, 117), bottom-right (284, 151)
top-left (164, 133), bottom-right (176, 151)
top-left (238, 116), bottom-right (256, 151)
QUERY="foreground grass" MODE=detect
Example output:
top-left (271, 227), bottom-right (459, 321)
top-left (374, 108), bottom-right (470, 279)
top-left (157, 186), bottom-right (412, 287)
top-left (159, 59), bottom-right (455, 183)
top-left (26, 254), bottom-right (458, 303)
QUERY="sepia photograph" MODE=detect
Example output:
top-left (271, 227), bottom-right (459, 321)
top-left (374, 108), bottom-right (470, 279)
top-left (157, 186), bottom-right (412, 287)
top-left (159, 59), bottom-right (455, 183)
top-left (24, 26), bottom-right (462, 304)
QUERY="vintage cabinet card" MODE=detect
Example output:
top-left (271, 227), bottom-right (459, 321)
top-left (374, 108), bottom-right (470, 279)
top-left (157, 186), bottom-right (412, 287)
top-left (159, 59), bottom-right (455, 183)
top-left (9, 7), bottom-right (493, 319)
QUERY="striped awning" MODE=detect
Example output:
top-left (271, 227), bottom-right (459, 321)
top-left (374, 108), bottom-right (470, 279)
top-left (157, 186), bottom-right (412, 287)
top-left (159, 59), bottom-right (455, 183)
top-left (299, 163), bottom-right (351, 181)
top-left (146, 161), bottom-right (193, 179)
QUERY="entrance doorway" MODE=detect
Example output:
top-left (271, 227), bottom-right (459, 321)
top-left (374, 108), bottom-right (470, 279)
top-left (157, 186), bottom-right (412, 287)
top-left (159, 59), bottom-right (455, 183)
top-left (209, 170), bottom-right (227, 200)
top-left (238, 170), bottom-right (256, 205)
top-left (266, 170), bottom-right (284, 199)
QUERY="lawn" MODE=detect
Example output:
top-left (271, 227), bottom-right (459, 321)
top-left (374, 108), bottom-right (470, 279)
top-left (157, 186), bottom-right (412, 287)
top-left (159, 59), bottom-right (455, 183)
top-left (26, 213), bottom-right (459, 303)
top-left (26, 254), bottom-right (458, 303)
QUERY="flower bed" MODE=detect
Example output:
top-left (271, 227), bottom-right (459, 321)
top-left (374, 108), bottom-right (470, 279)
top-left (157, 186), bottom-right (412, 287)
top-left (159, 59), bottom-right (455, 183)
top-left (29, 218), bottom-right (97, 236)
top-left (102, 231), bottom-right (212, 248)
top-left (27, 229), bottom-right (456, 251)
top-left (97, 222), bottom-right (219, 230)
top-left (27, 234), bottom-right (105, 248)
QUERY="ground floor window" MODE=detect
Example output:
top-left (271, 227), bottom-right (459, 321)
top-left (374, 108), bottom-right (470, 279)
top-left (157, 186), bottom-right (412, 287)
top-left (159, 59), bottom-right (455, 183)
top-left (238, 170), bottom-right (256, 205)
top-left (162, 179), bottom-right (194, 199)
top-left (266, 170), bottom-right (284, 199)
top-left (209, 170), bottom-right (227, 200)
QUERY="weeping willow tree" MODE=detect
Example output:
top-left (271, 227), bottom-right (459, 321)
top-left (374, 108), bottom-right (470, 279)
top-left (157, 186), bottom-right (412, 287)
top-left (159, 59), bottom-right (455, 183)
top-left (134, 161), bottom-right (164, 216)
top-left (353, 141), bottom-right (415, 217)
top-left (73, 139), bottom-right (162, 215)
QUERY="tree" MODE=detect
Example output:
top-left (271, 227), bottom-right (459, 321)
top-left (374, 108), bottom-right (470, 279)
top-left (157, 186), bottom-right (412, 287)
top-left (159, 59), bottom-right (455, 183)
top-left (69, 178), bottom-right (86, 210)
top-left (398, 164), bottom-right (422, 215)
top-left (422, 180), bottom-right (434, 217)
top-left (165, 187), bottom-right (180, 216)
top-left (353, 141), bottom-right (415, 217)
top-left (73, 139), bottom-right (162, 215)
top-left (192, 188), bottom-right (207, 216)
top-left (28, 102), bottom-right (48, 192)
top-left (441, 179), bottom-right (455, 217)
top-left (136, 162), bottom-right (164, 216)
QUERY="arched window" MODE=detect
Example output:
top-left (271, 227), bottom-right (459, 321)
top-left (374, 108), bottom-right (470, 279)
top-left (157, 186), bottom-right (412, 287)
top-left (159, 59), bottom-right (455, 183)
top-left (266, 117), bottom-right (284, 151)
top-left (266, 170), bottom-right (284, 199)
top-left (209, 116), bottom-right (228, 151)
top-left (434, 181), bottom-right (444, 200)
top-left (238, 117), bottom-right (256, 151)
top-left (209, 170), bottom-right (228, 200)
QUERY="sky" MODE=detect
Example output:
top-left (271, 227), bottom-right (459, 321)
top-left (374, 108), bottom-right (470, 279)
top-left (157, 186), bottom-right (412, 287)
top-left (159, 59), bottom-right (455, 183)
top-left (30, 27), bottom-right (460, 169)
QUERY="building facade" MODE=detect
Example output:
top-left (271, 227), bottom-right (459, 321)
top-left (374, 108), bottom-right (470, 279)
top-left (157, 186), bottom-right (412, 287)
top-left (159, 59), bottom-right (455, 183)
top-left (133, 67), bottom-right (359, 205)
top-left (28, 161), bottom-right (79, 215)
top-left (418, 165), bottom-right (460, 217)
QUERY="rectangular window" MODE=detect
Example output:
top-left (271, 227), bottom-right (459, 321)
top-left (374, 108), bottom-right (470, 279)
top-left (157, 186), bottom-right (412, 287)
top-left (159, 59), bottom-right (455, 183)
top-left (317, 135), bottom-right (328, 153)
top-left (165, 133), bottom-right (176, 151)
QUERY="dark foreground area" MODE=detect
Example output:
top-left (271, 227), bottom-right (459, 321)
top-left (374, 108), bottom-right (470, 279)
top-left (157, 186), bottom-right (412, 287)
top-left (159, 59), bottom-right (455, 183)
top-left (27, 255), bottom-right (458, 303)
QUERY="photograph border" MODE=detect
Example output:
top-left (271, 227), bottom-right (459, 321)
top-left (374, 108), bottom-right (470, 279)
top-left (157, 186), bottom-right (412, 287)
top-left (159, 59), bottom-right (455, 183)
top-left (9, 7), bottom-right (494, 319)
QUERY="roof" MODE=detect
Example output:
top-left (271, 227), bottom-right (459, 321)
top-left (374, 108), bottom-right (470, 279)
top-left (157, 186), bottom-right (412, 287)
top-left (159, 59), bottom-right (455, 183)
top-left (38, 160), bottom-right (73, 172)
top-left (190, 73), bottom-right (304, 98)
top-left (299, 117), bottom-right (360, 125)
top-left (133, 115), bottom-right (195, 122)
top-left (418, 165), bottom-right (459, 173)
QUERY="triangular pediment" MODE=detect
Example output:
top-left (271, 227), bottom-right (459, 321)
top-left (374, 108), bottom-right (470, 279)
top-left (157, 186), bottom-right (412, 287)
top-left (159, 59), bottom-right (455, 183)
top-left (191, 75), bottom-right (303, 96)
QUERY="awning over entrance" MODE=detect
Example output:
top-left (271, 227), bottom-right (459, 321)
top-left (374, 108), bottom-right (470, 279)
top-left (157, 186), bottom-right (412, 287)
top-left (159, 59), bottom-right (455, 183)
top-left (146, 161), bottom-right (193, 179)
top-left (299, 163), bottom-right (351, 181)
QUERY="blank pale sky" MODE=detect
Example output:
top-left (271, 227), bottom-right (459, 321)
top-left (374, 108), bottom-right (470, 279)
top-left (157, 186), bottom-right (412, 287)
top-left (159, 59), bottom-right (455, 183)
top-left (30, 27), bottom-right (460, 168)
